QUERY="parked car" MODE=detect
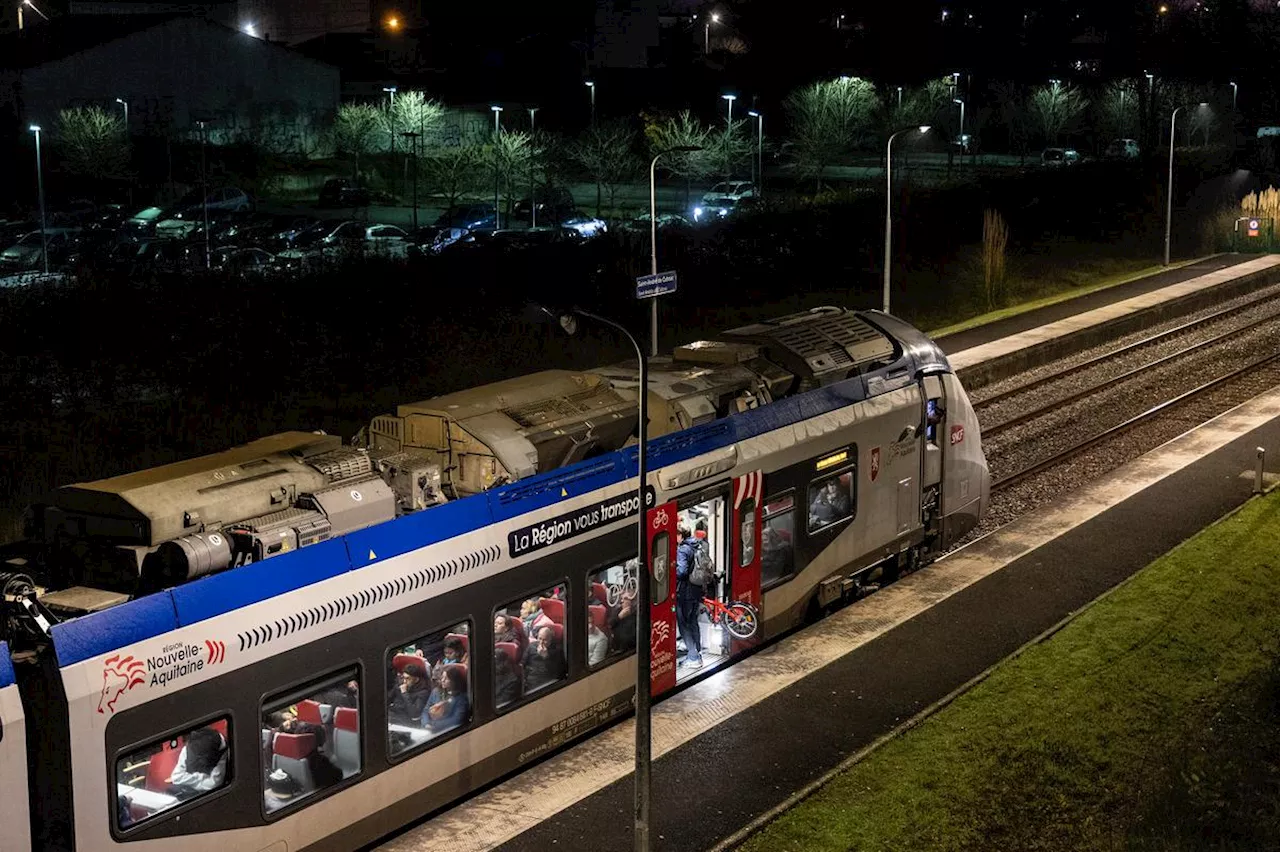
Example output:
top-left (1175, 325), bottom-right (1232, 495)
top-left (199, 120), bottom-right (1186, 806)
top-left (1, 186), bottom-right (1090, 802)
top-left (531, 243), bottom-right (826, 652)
top-left (318, 178), bottom-right (371, 208)
top-left (622, 213), bottom-right (694, 234)
top-left (560, 212), bottom-right (608, 239)
top-left (700, 181), bottom-right (756, 205)
top-left (1104, 138), bottom-right (1140, 159)
top-left (513, 186), bottom-right (576, 223)
top-left (121, 206), bottom-right (166, 239)
top-left (155, 188), bottom-right (253, 236)
top-left (0, 228), bottom-right (82, 270)
top-left (1041, 147), bottom-right (1081, 167)
top-left (692, 195), bottom-right (761, 223)
top-left (209, 246), bottom-right (279, 279)
top-left (435, 205), bottom-right (505, 232)
top-left (275, 221), bottom-right (411, 263)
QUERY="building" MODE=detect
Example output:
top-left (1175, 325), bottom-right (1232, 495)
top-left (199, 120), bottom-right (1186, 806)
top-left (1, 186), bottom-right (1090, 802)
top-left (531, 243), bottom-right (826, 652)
top-left (0, 14), bottom-right (340, 150)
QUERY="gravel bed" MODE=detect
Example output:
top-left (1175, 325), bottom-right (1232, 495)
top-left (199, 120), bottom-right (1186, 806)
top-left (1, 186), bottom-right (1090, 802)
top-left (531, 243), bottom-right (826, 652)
top-left (970, 281), bottom-right (1280, 408)
top-left (951, 360), bottom-right (1280, 550)
top-left (983, 319), bottom-right (1280, 480)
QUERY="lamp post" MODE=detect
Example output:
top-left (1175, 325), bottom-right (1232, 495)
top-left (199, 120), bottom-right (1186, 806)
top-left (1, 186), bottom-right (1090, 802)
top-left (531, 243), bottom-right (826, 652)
top-left (953, 97), bottom-right (965, 163)
top-left (1230, 81), bottom-right (1238, 112)
top-left (196, 120), bottom-right (210, 269)
top-left (1165, 103), bottom-right (1208, 266)
top-left (115, 97), bottom-right (129, 134)
top-left (527, 107), bottom-right (540, 228)
top-left (585, 81), bottom-right (596, 126)
top-left (18, 0), bottom-right (48, 30)
top-left (897, 86), bottom-right (903, 110)
top-left (29, 124), bottom-right (48, 274)
top-left (884, 126), bottom-right (930, 315)
top-left (534, 303), bottom-right (650, 852)
top-left (649, 145), bottom-right (702, 357)
top-left (491, 105), bottom-right (503, 228)
top-left (705, 12), bottom-right (719, 54)
top-left (721, 93), bottom-right (736, 125)
top-left (1050, 77), bottom-right (1061, 93)
top-left (747, 110), bottom-right (763, 192)
top-left (401, 131), bottom-right (420, 229)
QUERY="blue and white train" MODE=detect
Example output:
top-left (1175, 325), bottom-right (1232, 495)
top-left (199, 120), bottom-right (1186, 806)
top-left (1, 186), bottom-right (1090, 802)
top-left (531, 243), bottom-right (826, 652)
top-left (0, 306), bottom-right (987, 851)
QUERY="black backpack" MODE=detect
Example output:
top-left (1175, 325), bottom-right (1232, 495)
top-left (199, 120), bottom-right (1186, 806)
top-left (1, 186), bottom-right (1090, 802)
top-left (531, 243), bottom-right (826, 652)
top-left (689, 539), bottom-right (714, 587)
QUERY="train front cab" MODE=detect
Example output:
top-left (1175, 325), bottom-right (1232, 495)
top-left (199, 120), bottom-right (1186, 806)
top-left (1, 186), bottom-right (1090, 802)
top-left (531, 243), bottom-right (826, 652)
top-left (0, 641), bottom-right (33, 852)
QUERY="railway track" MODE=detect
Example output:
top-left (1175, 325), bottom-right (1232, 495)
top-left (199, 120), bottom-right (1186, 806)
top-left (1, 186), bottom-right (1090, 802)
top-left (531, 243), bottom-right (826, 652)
top-left (992, 349), bottom-right (1280, 492)
top-left (982, 308), bottom-right (1280, 438)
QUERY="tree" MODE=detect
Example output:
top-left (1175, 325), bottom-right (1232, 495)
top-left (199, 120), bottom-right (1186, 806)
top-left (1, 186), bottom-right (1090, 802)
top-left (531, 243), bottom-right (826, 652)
top-left (572, 123), bottom-right (640, 216)
top-left (890, 77), bottom-right (953, 130)
top-left (331, 103), bottom-right (382, 178)
top-left (643, 110), bottom-right (716, 206)
top-left (485, 130), bottom-right (542, 218)
top-left (1098, 79), bottom-right (1141, 140)
top-left (1027, 83), bottom-right (1090, 145)
top-left (379, 90), bottom-right (445, 152)
top-left (784, 76), bottom-right (880, 191)
top-left (707, 119), bottom-right (752, 182)
top-left (423, 144), bottom-right (485, 212)
top-left (55, 106), bottom-right (127, 180)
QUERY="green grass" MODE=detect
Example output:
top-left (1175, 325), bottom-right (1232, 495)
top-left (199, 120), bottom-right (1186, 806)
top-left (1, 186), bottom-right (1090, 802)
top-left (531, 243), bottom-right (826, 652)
top-left (925, 255), bottom-right (1212, 338)
top-left (739, 488), bottom-right (1280, 852)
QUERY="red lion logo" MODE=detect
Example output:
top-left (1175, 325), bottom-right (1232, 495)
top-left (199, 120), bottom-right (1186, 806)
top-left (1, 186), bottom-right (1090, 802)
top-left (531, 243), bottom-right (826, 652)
top-left (97, 654), bottom-right (145, 714)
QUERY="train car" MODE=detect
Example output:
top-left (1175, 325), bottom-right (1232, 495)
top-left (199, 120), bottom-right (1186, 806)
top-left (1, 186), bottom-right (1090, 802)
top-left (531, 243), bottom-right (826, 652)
top-left (0, 641), bottom-right (33, 852)
top-left (2, 307), bottom-right (988, 850)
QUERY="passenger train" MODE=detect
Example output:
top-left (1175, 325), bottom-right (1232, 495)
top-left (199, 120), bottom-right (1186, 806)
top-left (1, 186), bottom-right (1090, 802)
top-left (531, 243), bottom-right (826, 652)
top-left (0, 306), bottom-right (988, 851)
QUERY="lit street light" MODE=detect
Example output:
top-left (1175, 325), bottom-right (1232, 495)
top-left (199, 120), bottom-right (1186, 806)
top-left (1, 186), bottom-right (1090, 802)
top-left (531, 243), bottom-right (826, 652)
top-left (896, 86), bottom-right (903, 110)
top-left (491, 105), bottom-right (503, 228)
top-left (115, 97), bottom-right (129, 133)
top-left (29, 124), bottom-right (48, 274)
top-left (528, 107), bottom-right (540, 228)
top-left (1230, 80), bottom-right (1238, 112)
top-left (648, 145), bottom-right (703, 356)
top-left (242, 21), bottom-right (256, 37)
top-left (747, 110), bottom-right (763, 193)
top-left (705, 12), bottom-right (720, 54)
top-left (721, 93), bottom-right (736, 125)
top-left (383, 86), bottom-right (397, 161)
top-left (1165, 103), bottom-right (1209, 266)
top-left (585, 80), bottom-right (596, 125)
top-left (953, 97), bottom-right (965, 162)
top-left (884, 126), bottom-right (930, 315)
top-left (17, 0), bottom-right (48, 30)
top-left (530, 301), bottom-right (652, 852)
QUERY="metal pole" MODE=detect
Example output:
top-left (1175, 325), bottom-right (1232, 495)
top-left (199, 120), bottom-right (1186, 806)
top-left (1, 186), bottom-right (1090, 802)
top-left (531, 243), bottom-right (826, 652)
top-left (1165, 107), bottom-right (1180, 267)
top-left (32, 127), bottom-right (48, 274)
top-left (884, 130), bottom-right (898, 315)
top-left (1255, 447), bottom-right (1266, 494)
top-left (705, 21), bottom-right (709, 54)
top-left (528, 107), bottom-right (538, 229)
top-left (493, 108), bottom-right (502, 228)
top-left (649, 153), bottom-right (660, 357)
top-left (756, 114), bottom-right (763, 198)
top-left (199, 121), bottom-right (210, 269)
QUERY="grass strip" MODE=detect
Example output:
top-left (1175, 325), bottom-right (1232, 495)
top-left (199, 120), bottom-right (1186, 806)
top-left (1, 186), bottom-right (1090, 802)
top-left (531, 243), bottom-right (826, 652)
top-left (738, 488), bottom-right (1280, 852)
top-left (926, 255), bottom-right (1212, 339)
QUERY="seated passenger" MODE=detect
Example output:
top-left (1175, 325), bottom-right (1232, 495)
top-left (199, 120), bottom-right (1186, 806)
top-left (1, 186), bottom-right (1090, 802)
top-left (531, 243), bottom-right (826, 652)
top-left (494, 613), bottom-right (527, 655)
top-left (267, 709), bottom-right (327, 749)
top-left (494, 648), bottom-right (522, 707)
top-left (167, 727), bottom-right (227, 795)
top-left (317, 679), bottom-right (359, 708)
top-left (519, 599), bottom-right (540, 635)
top-left (809, 479), bottom-right (850, 528)
top-left (523, 625), bottom-right (566, 691)
top-left (422, 667), bottom-right (469, 733)
top-left (442, 636), bottom-right (468, 665)
top-left (587, 620), bottom-right (609, 667)
top-left (388, 661), bottom-right (431, 726)
top-left (609, 590), bottom-right (638, 654)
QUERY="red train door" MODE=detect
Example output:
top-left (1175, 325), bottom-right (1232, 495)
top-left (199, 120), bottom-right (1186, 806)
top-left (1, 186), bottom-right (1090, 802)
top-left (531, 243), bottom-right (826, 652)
top-left (730, 471), bottom-right (763, 655)
top-left (647, 500), bottom-right (678, 698)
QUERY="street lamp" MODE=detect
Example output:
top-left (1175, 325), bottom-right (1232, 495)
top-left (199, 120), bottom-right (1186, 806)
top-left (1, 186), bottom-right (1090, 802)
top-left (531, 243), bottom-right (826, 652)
top-left (721, 93), bottom-right (736, 125)
top-left (401, 131), bottom-right (420, 229)
top-left (648, 145), bottom-right (703, 357)
top-left (884, 126), bottom-right (930, 315)
top-left (17, 0), bottom-right (48, 30)
top-left (531, 302), bottom-right (651, 852)
top-left (1165, 103), bottom-right (1208, 266)
top-left (705, 12), bottom-right (719, 54)
top-left (528, 107), bottom-right (540, 228)
top-left (585, 80), bottom-right (596, 125)
top-left (1050, 78), bottom-right (1061, 93)
top-left (1230, 81), bottom-right (1238, 112)
top-left (383, 86), bottom-right (397, 161)
top-left (491, 105), bottom-right (503, 228)
top-left (953, 98), bottom-right (965, 161)
top-left (29, 125), bottom-right (48, 274)
top-left (115, 97), bottom-right (129, 134)
top-left (747, 110), bottom-right (763, 192)
top-left (896, 86), bottom-right (903, 110)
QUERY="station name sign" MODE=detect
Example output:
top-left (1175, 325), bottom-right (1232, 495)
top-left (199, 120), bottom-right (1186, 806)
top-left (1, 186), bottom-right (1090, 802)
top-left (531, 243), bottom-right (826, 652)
top-left (509, 485), bottom-right (656, 558)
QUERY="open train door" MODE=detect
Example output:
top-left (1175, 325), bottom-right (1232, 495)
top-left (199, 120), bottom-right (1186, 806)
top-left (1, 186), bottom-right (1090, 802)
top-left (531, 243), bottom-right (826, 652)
top-left (730, 471), bottom-right (764, 655)
top-left (647, 500), bottom-right (678, 698)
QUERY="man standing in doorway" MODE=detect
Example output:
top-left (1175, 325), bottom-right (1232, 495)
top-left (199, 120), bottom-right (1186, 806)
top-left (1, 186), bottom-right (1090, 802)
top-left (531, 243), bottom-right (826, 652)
top-left (675, 523), bottom-right (705, 669)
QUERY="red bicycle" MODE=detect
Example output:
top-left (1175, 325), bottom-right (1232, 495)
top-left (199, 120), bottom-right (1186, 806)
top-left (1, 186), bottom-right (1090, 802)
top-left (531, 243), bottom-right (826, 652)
top-left (699, 594), bottom-right (759, 640)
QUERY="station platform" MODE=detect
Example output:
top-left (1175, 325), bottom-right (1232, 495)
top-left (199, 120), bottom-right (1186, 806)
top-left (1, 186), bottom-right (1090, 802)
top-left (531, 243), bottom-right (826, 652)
top-left (375, 361), bottom-right (1280, 851)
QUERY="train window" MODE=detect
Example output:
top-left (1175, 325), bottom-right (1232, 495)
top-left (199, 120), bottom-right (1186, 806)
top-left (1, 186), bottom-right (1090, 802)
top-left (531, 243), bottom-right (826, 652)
top-left (261, 668), bottom-right (361, 815)
top-left (738, 497), bottom-right (756, 568)
top-left (761, 493), bottom-right (797, 587)
top-left (386, 620), bottom-right (473, 759)
top-left (807, 469), bottom-right (855, 534)
top-left (586, 560), bottom-right (639, 669)
top-left (114, 716), bottom-right (231, 831)
top-left (494, 581), bottom-right (568, 709)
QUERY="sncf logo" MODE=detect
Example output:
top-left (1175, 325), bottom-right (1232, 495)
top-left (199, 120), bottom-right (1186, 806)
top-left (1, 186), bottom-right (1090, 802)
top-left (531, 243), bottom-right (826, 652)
top-left (97, 654), bottom-right (145, 714)
top-left (97, 639), bottom-right (228, 714)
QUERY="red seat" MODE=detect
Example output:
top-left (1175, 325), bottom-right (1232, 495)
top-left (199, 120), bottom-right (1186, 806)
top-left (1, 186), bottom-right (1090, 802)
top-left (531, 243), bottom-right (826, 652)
top-left (549, 623), bottom-right (564, 645)
top-left (333, 706), bottom-right (358, 733)
top-left (145, 747), bottom-right (181, 792)
top-left (495, 641), bottom-right (520, 667)
top-left (295, 700), bottom-right (323, 726)
top-left (209, 719), bottom-right (228, 740)
top-left (539, 597), bottom-right (566, 624)
top-left (592, 582), bottom-right (610, 606)
top-left (589, 603), bottom-right (609, 633)
top-left (509, 616), bottom-right (528, 653)
top-left (445, 632), bottom-right (469, 658)
top-left (393, 652), bottom-right (428, 673)
top-left (272, 732), bottom-right (316, 760)
top-left (531, 612), bottom-right (555, 636)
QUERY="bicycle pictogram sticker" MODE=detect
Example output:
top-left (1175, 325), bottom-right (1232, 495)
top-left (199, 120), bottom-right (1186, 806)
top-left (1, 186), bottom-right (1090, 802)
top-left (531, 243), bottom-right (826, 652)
top-left (652, 508), bottom-right (669, 529)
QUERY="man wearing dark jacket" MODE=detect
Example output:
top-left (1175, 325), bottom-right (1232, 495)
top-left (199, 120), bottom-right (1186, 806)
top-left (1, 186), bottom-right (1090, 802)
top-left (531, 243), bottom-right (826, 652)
top-left (675, 524), bottom-right (704, 669)
top-left (388, 661), bottom-right (432, 726)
